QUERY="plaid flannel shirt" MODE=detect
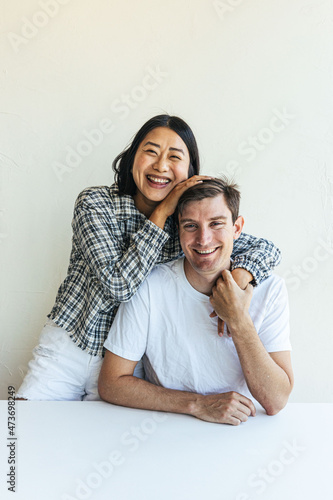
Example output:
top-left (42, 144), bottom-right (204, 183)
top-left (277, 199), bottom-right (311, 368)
top-left (48, 185), bottom-right (281, 356)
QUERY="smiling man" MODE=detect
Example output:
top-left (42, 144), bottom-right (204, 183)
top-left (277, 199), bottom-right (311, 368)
top-left (98, 178), bottom-right (293, 425)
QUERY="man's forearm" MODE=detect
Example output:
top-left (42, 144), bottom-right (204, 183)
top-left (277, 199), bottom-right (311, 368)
top-left (228, 314), bottom-right (293, 415)
top-left (98, 368), bottom-right (256, 425)
top-left (99, 374), bottom-right (198, 416)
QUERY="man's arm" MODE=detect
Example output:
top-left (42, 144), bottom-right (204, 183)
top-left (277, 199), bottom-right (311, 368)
top-left (228, 317), bottom-right (293, 415)
top-left (98, 351), bottom-right (256, 426)
top-left (210, 270), bottom-right (294, 415)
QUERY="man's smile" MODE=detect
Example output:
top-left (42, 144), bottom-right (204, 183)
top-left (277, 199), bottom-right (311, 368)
top-left (193, 247), bottom-right (219, 255)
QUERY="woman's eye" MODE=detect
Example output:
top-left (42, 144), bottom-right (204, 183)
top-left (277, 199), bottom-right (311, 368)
top-left (170, 155), bottom-right (181, 161)
top-left (144, 149), bottom-right (157, 155)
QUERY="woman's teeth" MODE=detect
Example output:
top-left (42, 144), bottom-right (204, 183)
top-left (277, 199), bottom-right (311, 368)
top-left (147, 175), bottom-right (170, 184)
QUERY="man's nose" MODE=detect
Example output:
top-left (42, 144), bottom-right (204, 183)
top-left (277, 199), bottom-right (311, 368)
top-left (196, 227), bottom-right (212, 246)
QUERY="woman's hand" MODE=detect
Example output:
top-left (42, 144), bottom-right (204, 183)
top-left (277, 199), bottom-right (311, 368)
top-left (149, 175), bottom-right (211, 229)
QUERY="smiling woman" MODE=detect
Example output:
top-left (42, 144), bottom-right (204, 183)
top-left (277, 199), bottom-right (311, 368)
top-left (113, 115), bottom-right (199, 191)
top-left (132, 127), bottom-right (191, 217)
top-left (16, 114), bottom-right (282, 402)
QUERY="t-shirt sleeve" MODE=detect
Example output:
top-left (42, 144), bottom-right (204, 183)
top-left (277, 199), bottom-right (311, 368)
top-left (103, 280), bottom-right (150, 361)
top-left (258, 278), bottom-right (292, 353)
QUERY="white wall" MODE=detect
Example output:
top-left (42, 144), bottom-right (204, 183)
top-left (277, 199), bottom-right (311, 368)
top-left (1, 0), bottom-right (332, 401)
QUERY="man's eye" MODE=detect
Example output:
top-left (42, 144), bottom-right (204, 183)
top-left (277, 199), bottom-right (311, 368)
top-left (184, 224), bottom-right (196, 230)
top-left (211, 222), bottom-right (223, 227)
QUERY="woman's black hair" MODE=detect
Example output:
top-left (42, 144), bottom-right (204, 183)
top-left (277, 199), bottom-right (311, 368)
top-left (112, 114), bottom-right (200, 195)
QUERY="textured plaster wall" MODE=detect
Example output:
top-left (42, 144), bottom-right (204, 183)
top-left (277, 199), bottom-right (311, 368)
top-left (1, 0), bottom-right (332, 401)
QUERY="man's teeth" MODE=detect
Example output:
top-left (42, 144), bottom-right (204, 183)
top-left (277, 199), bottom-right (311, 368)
top-left (195, 248), bottom-right (217, 255)
top-left (147, 175), bottom-right (170, 184)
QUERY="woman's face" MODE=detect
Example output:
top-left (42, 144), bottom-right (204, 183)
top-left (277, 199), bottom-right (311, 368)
top-left (132, 127), bottom-right (190, 215)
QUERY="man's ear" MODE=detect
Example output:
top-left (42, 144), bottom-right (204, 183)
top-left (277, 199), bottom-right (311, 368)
top-left (233, 215), bottom-right (244, 239)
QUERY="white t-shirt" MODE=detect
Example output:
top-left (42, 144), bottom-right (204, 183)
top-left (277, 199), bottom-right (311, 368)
top-left (104, 258), bottom-right (291, 398)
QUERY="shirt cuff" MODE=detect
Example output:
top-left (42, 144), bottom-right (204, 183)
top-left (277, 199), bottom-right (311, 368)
top-left (230, 257), bottom-right (268, 287)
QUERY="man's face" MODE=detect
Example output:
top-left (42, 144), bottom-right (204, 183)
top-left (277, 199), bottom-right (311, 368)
top-left (178, 195), bottom-right (243, 281)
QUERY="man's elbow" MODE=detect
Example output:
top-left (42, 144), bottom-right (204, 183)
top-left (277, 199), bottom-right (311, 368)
top-left (265, 401), bottom-right (286, 416)
top-left (264, 386), bottom-right (293, 416)
top-left (97, 376), bottom-right (108, 402)
top-left (98, 375), bottom-right (118, 404)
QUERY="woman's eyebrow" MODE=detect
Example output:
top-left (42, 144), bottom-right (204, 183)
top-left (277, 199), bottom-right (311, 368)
top-left (143, 141), bottom-right (184, 155)
top-left (169, 147), bottom-right (184, 155)
top-left (144, 141), bottom-right (160, 148)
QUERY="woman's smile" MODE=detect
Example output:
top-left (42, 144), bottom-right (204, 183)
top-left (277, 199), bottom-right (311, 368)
top-left (132, 127), bottom-right (190, 215)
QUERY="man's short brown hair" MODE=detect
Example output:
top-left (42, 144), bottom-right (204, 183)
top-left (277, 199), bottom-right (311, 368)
top-left (176, 177), bottom-right (241, 224)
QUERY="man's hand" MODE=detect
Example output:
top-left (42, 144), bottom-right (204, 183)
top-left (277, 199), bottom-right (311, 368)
top-left (99, 352), bottom-right (256, 426)
top-left (210, 268), bottom-right (253, 336)
top-left (192, 391), bottom-right (256, 425)
top-left (210, 269), bottom-right (253, 333)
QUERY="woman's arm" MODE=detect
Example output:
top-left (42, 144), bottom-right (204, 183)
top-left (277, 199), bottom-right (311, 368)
top-left (231, 233), bottom-right (281, 286)
top-left (71, 188), bottom-right (173, 303)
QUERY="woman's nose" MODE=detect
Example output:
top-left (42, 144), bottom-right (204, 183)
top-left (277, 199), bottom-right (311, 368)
top-left (152, 156), bottom-right (168, 172)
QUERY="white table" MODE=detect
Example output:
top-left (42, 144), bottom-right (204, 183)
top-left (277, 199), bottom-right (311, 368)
top-left (1, 402), bottom-right (332, 500)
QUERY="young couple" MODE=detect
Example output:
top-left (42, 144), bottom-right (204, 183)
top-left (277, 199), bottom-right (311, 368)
top-left (17, 115), bottom-right (292, 423)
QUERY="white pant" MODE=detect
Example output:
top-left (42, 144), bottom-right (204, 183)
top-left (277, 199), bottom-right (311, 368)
top-left (16, 320), bottom-right (103, 401)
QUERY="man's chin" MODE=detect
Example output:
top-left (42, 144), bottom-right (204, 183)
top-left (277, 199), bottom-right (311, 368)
top-left (189, 257), bottom-right (231, 275)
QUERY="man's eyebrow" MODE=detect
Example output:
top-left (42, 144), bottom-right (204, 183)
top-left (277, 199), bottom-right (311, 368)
top-left (209, 215), bottom-right (228, 221)
top-left (180, 215), bottom-right (228, 223)
top-left (179, 218), bottom-right (195, 223)
top-left (143, 142), bottom-right (184, 155)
